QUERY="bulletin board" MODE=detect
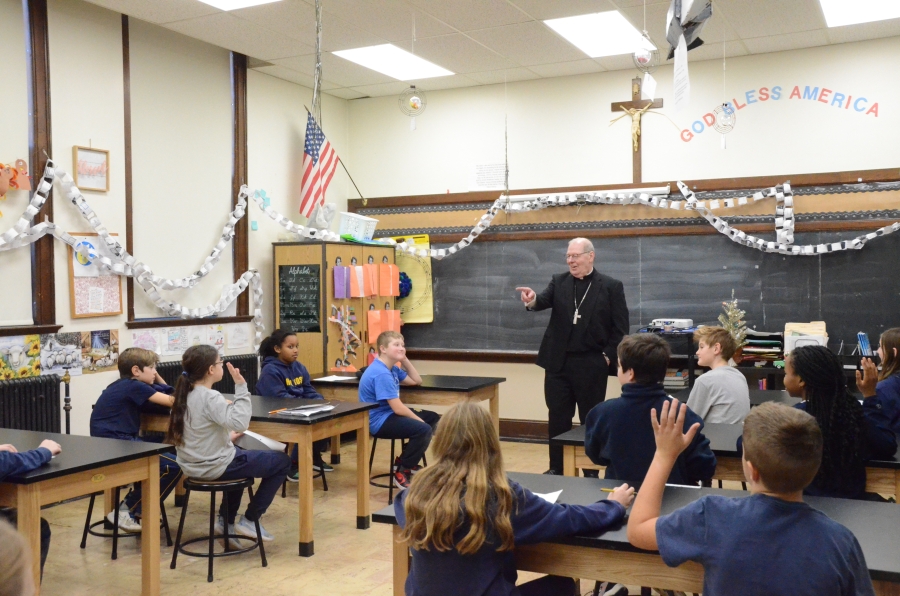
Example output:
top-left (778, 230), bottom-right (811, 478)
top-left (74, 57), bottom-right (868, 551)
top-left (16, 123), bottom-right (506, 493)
top-left (67, 232), bottom-right (123, 318)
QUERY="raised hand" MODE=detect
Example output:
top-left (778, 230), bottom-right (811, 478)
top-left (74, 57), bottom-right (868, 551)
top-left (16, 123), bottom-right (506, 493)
top-left (650, 399), bottom-right (700, 462)
top-left (226, 362), bottom-right (246, 385)
top-left (856, 358), bottom-right (878, 397)
top-left (515, 286), bottom-right (536, 304)
top-left (608, 483), bottom-right (635, 508)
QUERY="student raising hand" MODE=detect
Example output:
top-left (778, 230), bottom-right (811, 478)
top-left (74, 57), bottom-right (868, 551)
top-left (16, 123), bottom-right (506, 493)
top-left (651, 398), bottom-right (701, 462)
top-left (856, 358), bottom-right (879, 397)
top-left (607, 483), bottom-right (635, 508)
top-left (226, 361), bottom-right (246, 385)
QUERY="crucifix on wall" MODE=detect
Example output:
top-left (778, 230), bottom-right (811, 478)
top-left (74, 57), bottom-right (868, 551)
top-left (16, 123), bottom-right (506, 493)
top-left (610, 77), bottom-right (663, 183)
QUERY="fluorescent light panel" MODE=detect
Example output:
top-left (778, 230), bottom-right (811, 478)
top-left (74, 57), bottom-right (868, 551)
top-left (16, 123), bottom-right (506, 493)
top-left (818, 0), bottom-right (900, 26)
top-left (333, 44), bottom-right (453, 80)
top-left (197, 0), bottom-right (282, 10)
top-left (545, 11), bottom-right (653, 58)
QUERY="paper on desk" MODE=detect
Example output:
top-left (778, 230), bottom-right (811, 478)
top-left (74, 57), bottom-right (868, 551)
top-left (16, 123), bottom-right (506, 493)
top-left (534, 490), bottom-right (562, 504)
top-left (242, 430), bottom-right (286, 452)
top-left (276, 405), bottom-right (335, 417)
top-left (315, 375), bottom-right (357, 382)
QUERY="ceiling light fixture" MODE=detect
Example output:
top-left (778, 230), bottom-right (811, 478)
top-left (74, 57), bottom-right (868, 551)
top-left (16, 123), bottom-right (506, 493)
top-left (545, 11), bottom-right (654, 58)
top-left (197, 0), bottom-right (282, 11)
top-left (818, 0), bottom-right (900, 27)
top-left (333, 44), bottom-right (453, 80)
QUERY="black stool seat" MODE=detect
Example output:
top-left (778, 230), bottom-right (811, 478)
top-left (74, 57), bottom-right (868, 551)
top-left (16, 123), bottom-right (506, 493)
top-left (170, 477), bottom-right (267, 582)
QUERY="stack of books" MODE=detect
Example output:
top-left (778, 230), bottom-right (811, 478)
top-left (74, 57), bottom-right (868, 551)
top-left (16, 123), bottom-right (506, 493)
top-left (663, 369), bottom-right (689, 390)
top-left (740, 330), bottom-right (784, 363)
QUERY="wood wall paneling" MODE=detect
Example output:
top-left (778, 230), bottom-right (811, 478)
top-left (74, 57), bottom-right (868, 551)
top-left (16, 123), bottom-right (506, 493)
top-left (123, 14), bottom-right (135, 321)
top-left (231, 52), bottom-right (249, 317)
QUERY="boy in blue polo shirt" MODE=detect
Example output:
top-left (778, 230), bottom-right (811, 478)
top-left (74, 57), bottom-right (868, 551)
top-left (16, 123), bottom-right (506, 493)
top-left (628, 400), bottom-right (875, 596)
top-left (90, 347), bottom-right (182, 532)
top-left (359, 331), bottom-right (439, 488)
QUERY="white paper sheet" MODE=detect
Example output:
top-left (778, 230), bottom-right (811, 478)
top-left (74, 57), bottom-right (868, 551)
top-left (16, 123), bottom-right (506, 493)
top-left (242, 430), bottom-right (286, 451)
top-left (534, 490), bottom-right (562, 504)
top-left (226, 323), bottom-right (250, 350)
top-left (314, 375), bottom-right (358, 382)
top-left (673, 35), bottom-right (690, 112)
top-left (641, 72), bottom-right (657, 101)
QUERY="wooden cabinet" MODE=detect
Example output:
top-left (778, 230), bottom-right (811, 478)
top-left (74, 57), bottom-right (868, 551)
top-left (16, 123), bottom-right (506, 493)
top-left (273, 241), bottom-right (395, 374)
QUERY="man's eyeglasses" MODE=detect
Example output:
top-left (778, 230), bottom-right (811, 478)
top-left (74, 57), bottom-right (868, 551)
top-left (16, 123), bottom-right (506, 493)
top-left (565, 251), bottom-right (591, 261)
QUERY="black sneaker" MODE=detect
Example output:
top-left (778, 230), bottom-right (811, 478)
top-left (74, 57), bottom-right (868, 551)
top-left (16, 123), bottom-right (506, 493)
top-left (543, 469), bottom-right (561, 475)
top-left (601, 584), bottom-right (628, 596)
top-left (393, 467), bottom-right (411, 489)
top-left (312, 457), bottom-right (334, 473)
top-left (286, 468), bottom-right (299, 483)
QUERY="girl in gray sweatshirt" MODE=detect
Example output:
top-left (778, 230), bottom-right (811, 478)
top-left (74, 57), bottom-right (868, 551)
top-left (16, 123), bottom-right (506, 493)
top-left (168, 345), bottom-right (290, 543)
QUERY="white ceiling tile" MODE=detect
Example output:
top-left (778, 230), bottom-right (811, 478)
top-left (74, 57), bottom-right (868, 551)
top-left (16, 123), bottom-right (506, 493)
top-left (609, 0), bottom-right (672, 7)
top-left (348, 81), bottom-right (418, 98)
top-left (594, 53), bottom-right (641, 71)
top-left (742, 29), bottom-right (830, 54)
top-left (82, 0), bottom-right (219, 24)
top-left (415, 74), bottom-right (482, 90)
top-left (252, 64), bottom-right (341, 89)
top-left (527, 59), bottom-right (606, 77)
top-left (715, 0), bottom-right (826, 38)
top-left (825, 19), bottom-right (900, 44)
top-left (325, 87), bottom-right (367, 100)
top-left (271, 52), bottom-right (398, 87)
top-left (320, 0), bottom-right (455, 42)
top-left (163, 12), bottom-right (313, 61)
top-left (231, 1), bottom-right (387, 52)
top-left (464, 67), bottom-right (540, 84)
top-left (411, 34), bottom-right (516, 73)
top-left (683, 39), bottom-right (750, 61)
top-left (467, 22), bottom-right (588, 65)
top-left (507, 0), bottom-right (617, 20)
top-left (407, 0), bottom-right (532, 31)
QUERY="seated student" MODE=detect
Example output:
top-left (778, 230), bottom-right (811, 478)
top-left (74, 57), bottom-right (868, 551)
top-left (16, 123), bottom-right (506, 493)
top-left (857, 327), bottom-right (900, 434)
top-left (785, 345), bottom-right (896, 500)
top-left (396, 402), bottom-right (634, 596)
top-left (256, 329), bottom-right (332, 479)
top-left (628, 400), bottom-right (876, 596)
top-left (584, 333), bottom-right (716, 486)
top-left (169, 345), bottom-right (290, 543)
top-left (90, 347), bottom-right (182, 532)
top-left (686, 326), bottom-right (750, 423)
top-left (0, 439), bottom-right (62, 578)
top-left (359, 331), bottom-right (438, 489)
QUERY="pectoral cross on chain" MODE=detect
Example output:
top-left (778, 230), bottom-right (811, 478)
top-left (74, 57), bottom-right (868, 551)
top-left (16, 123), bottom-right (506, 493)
top-left (573, 310), bottom-right (582, 325)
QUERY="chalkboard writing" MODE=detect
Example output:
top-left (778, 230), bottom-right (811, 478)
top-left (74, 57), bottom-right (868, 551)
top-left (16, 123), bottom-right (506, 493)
top-left (400, 231), bottom-right (900, 352)
top-left (279, 264), bottom-right (321, 333)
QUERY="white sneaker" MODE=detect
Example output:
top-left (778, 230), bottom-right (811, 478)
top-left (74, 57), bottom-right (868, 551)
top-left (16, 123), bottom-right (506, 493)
top-left (214, 515), bottom-right (226, 535)
top-left (234, 515), bottom-right (274, 542)
top-left (214, 515), bottom-right (248, 549)
top-left (106, 505), bottom-right (142, 533)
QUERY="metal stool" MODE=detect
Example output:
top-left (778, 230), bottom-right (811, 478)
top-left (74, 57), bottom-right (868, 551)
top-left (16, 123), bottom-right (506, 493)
top-left (80, 486), bottom-right (172, 560)
top-left (170, 477), bottom-right (267, 582)
top-left (280, 442), bottom-right (327, 498)
top-left (368, 437), bottom-right (427, 505)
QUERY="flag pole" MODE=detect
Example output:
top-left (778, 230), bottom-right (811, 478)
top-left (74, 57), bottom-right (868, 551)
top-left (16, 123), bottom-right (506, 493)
top-left (304, 105), bottom-right (367, 206)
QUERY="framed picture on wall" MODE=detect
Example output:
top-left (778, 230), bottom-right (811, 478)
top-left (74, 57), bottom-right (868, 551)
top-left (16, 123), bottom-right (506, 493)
top-left (67, 232), bottom-right (123, 318)
top-left (72, 146), bottom-right (110, 192)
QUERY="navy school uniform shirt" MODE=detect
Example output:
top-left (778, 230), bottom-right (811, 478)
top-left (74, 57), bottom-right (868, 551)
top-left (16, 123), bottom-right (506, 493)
top-left (656, 493), bottom-right (875, 596)
top-left (873, 374), bottom-right (900, 435)
top-left (90, 377), bottom-right (174, 441)
top-left (394, 479), bottom-right (626, 596)
top-left (584, 382), bottom-right (716, 485)
top-left (256, 356), bottom-right (323, 400)
top-left (0, 447), bottom-right (52, 480)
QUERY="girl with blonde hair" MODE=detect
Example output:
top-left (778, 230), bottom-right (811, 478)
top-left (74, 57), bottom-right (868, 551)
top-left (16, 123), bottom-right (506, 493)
top-left (396, 402), bottom-right (634, 596)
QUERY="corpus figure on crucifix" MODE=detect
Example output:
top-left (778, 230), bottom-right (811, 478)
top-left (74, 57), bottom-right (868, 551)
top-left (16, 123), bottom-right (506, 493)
top-left (611, 102), bottom-right (654, 152)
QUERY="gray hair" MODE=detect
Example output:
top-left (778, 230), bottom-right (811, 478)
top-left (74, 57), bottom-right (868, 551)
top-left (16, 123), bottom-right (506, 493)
top-left (569, 238), bottom-right (594, 253)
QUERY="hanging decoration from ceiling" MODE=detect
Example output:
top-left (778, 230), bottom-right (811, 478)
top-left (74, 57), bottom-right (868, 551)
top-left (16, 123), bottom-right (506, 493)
top-left (665, 0), bottom-right (713, 59)
top-left (399, 85), bottom-right (427, 131)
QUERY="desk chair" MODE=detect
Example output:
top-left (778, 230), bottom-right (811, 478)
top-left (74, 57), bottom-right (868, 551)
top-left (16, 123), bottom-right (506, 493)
top-left (80, 486), bottom-right (172, 560)
top-left (170, 477), bottom-right (266, 583)
top-left (368, 437), bottom-right (427, 505)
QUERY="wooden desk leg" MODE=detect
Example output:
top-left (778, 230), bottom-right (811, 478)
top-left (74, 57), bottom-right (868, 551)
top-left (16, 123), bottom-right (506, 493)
top-left (563, 445), bottom-right (576, 477)
top-left (895, 470), bottom-right (900, 502)
top-left (141, 455), bottom-right (161, 596)
top-left (331, 435), bottom-right (341, 465)
top-left (104, 487), bottom-right (115, 515)
top-left (489, 385), bottom-right (500, 436)
top-left (356, 422), bottom-right (370, 530)
top-left (873, 580), bottom-right (900, 596)
top-left (298, 428), bottom-right (315, 557)
top-left (392, 525), bottom-right (409, 596)
top-left (17, 484), bottom-right (42, 596)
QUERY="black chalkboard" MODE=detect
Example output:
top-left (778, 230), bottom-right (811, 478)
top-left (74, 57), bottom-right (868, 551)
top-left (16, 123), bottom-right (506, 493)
top-left (400, 231), bottom-right (900, 352)
top-left (278, 264), bottom-right (321, 333)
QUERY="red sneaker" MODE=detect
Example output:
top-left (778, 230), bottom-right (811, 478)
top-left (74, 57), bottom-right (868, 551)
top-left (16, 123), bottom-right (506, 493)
top-left (394, 457), bottom-right (424, 475)
top-left (393, 468), bottom-right (411, 489)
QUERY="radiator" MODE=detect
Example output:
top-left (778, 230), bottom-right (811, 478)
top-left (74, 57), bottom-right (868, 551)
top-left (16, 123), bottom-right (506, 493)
top-left (157, 354), bottom-right (259, 396)
top-left (0, 375), bottom-right (61, 433)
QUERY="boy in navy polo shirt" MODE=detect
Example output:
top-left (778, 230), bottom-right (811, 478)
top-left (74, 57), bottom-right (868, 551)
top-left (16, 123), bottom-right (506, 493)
top-left (628, 400), bottom-right (876, 596)
top-left (90, 347), bottom-right (182, 532)
top-left (359, 331), bottom-right (439, 489)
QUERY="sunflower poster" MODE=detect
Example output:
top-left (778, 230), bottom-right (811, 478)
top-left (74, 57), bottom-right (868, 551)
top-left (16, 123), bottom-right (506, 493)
top-left (0, 335), bottom-right (42, 379)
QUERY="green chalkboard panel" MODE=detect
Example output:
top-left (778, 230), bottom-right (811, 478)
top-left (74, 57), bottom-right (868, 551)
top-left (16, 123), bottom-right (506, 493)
top-left (278, 264), bottom-right (320, 333)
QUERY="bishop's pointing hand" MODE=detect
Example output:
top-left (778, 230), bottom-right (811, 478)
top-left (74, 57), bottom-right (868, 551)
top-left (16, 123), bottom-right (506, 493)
top-left (516, 287), bottom-right (535, 305)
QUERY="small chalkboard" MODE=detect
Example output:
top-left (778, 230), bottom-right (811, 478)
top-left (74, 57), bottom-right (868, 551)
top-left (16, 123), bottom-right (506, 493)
top-left (279, 264), bottom-right (321, 333)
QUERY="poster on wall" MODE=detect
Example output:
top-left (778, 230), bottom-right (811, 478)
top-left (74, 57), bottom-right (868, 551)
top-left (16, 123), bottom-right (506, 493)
top-left (81, 330), bottom-right (119, 374)
top-left (226, 323), bottom-right (250, 351)
top-left (207, 324), bottom-right (225, 356)
top-left (163, 327), bottom-right (189, 356)
top-left (68, 232), bottom-right (123, 318)
top-left (130, 329), bottom-right (162, 355)
top-left (0, 335), bottom-right (41, 379)
top-left (40, 332), bottom-right (83, 377)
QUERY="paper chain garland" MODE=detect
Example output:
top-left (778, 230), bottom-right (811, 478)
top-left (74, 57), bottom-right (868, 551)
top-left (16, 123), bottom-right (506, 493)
top-left (375, 182), bottom-right (900, 259)
top-left (2, 160), bottom-right (898, 351)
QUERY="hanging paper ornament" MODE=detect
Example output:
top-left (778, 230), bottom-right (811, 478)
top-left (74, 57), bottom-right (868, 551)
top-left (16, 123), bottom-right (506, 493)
top-left (398, 272), bottom-right (412, 299)
top-left (713, 103), bottom-right (736, 134)
top-left (632, 33), bottom-right (660, 74)
top-left (398, 85), bottom-right (427, 131)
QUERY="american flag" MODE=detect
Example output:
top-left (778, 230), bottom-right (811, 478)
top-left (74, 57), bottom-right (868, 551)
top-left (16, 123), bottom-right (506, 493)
top-left (300, 112), bottom-right (339, 218)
